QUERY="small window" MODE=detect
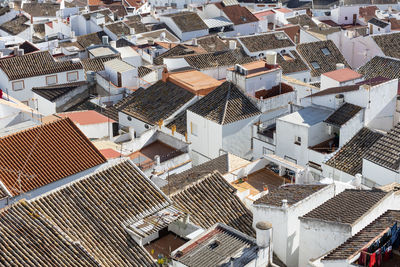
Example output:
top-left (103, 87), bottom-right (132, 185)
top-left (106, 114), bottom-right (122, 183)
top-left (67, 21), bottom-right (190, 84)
top-left (345, 16), bottom-right (348, 20)
top-left (190, 122), bottom-right (198, 136)
top-left (294, 136), bottom-right (301, 145)
top-left (321, 47), bottom-right (331, 56)
top-left (21, 100), bottom-right (28, 106)
top-left (311, 61), bottom-right (320, 69)
top-left (12, 80), bottom-right (24, 91)
top-left (46, 75), bottom-right (57, 85)
top-left (67, 71), bottom-right (78, 82)
top-left (378, 28), bottom-right (380, 31)
top-left (127, 116), bottom-right (132, 121)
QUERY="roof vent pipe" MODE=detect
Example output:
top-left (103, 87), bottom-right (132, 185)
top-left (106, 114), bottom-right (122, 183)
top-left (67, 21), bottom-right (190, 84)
top-left (102, 35), bottom-right (109, 45)
top-left (336, 63), bottom-right (345, 70)
top-left (282, 199), bottom-right (288, 208)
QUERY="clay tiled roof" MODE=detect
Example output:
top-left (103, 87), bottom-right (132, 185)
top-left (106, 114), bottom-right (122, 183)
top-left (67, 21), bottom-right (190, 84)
top-left (22, 2), bottom-right (60, 17)
top-left (196, 35), bottom-right (229, 52)
top-left (162, 12), bottom-right (208, 33)
top-left (277, 50), bottom-right (309, 74)
top-left (215, 3), bottom-right (258, 25)
top-left (0, 51), bottom-right (83, 80)
top-left (238, 32), bottom-right (295, 53)
top-left (165, 108), bottom-right (187, 135)
top-left (153, 44), bottom-right (205, 65)
top-left (365, 122), bottom-right (400, 171)
top-left (0, 201), bottom-right (100, 266)
top-left (358, 56), bottom-right (400, 81)
top-left (0, 118), bottom-right (106, 196)
top-left (81, 54), bottom-right (120, 71)
top-left (324, 103), bottom-right (362, 127)
top-left (359, 6), bottom-right (378, 20)
top-left (287, 14), bottom-right (318, 28)
top-left (115, 80), bottom-right (194, 125)
top-left (164, 154), bottom-right (230, 194)
top-left (302, 189), bottom-right (388, 225)
top-left (372, 32), bottom-right (400, 59)
top-left (138, 66), bottom-right (152, 77)
top-left (368, 17), bottom-right (389, 28)
top-left (325, 128), bottom-right (383, 176)
top-left (170, 171), bottom-right (255, 237)
top-left (254, 184), bottom-right (327, 206)
top-left (296, 40), bottom-right (350, 77)
top-left (0, 15), bottom-right (29, 35)
top-left (105, 21), bottom-right (131, 37)
top-left (32, 160), bottom-right (165, 266)
top-left (181, 49), bottom-right (254, 70)
top-left (188, 81), bottom-right (261, 125)
top-left (323, 210), bottom-right (400, 260)
top-left (76, 31), bottom-right (109, 48)
top-left (32, 81), bottom-right (88, 101)
top-left (323, 68), bottom-right (362, 82)
top-left (59, 110), bottom-right (115, 125)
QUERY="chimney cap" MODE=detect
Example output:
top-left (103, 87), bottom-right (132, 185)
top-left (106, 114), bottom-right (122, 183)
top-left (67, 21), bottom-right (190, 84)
top-left (256, 221), bottom-right (272, 230)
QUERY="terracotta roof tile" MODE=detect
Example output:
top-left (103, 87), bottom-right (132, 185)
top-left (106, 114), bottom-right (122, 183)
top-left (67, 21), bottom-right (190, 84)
top-left (188, 81), bottom-right (261, 125)
top-left (296, 40), bottom-right (350, 77)
top-left (325, 127), bottom-right (383, 176)
top-left (215, 3), bottom-right (258, 25)
top-left (372, 32), bottom-right (400, 59)
top-left (324, 103), bottom-right (362, 127)
top-left (22, 2), bottom-right (60, 17)
top-left (162, 12), bottom-right (208, 33)
top-left (32, 81), bottom-right (88, 102)
top-left (0, 51), bottom-right (83, 80)
top-left (254, 184), bottom-right (327, 206)
top-left (0, 201), bottom-right (100, 266)
top-left (358, 56), bottom-right (400, 81)
top-left (0, 118), bottom-right (106, 196)
top-left (170, 171), bottom-right (255, 237)
top-left (365, 122), bottom-right (400, 171)
top-left (238, 31), bottom-right (295, 53)
top-left (32, 160), bottom-right (165, 266)
top-left (115, 80), bottom-right (194, 125)
top-left (81, 54), bottom-right (120, 71)
top-left (302, 189), bottom-right (388, 225)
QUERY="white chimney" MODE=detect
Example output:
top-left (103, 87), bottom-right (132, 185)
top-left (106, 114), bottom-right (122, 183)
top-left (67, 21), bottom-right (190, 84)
top-left (13, 46), bottom-right (18, 55)
top-left (17, 49), bottom-right (24, 56)
top-left (229, 40), bottom-right (237, 50)
top-left (266, 51), bottom-right (277, 66)
top-left (110, 40), bottom-right (116, 48)
top-left (353, 173), bottom-right (362, 188)
top-left (336, 63), bottom-right (345, 70)
top-left (389, 6), bottom-right (393, 13)
top-left (304, 25), bottom-right (310, 31)
top-left (192, 38), bottom-right (197, 46)
top-left (154, 155), bottom-right (161, 166)
top-left (255, 221), bottom-right (272, 248)
top-left (71, 31), bottom-right (77, 42)
top-left (282, 199), bottom-right (288, 208)
top-left (335, 94), bottom-right (344, 108)
top-left (130, 27), bottom-right (135, 35)
top-left (102, 35), bottom-right (109, 45)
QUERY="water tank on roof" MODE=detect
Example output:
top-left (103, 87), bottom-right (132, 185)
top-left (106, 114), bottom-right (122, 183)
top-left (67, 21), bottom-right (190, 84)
top-left (266, 51), bottom-right (277, 65)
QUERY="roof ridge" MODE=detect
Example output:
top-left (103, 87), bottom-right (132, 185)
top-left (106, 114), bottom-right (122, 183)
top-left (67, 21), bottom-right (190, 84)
top-left (221, 83), bottom-right (232, 124)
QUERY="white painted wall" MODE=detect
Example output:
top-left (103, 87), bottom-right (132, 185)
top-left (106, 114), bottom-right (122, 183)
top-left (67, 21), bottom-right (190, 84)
top-left (252, 184), bottom-right (337, 267)
top-left (362, 159), bottom-right (399, 186)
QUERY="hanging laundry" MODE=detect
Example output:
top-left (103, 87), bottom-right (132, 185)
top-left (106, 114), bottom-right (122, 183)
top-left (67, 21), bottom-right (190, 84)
top-left (369, 252), bottom-right (376, 267)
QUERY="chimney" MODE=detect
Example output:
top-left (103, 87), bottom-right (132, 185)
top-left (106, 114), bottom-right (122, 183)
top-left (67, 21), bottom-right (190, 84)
top-left (154, 155), bottom-right (161, 166)
top-left (110, 40), bottom-right (116, 48)
top-left (130, 27), bottom-right (135, 35)
top-left (265, 51), bottom-right (278, 68)
top-left (17, 49), bottom-right (24, 56)
top-left (229, 40), bottom-right (236, 50)
top-left (304, 25), bottom-right (310, 31)
top-left (162, 67), bottom-right (169, 82)
top-left (102, 35), bottom-right (109, 45)
top-left (184, 213), bottom-right (190, 224)
top-left (13, 46), bottom-right (18, 56)
top-left (282, 199), bottom-right (288, 208)
top-left (192, 38), bottom-right (197, 46)
top-left (255, 221), bottom-right (272, 248)
top-left (336, 63), bottom-right (345, 70)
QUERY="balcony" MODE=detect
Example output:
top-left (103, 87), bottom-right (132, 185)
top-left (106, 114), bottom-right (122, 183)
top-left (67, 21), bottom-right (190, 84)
top-left (309, 137), bottom-right (339, 154)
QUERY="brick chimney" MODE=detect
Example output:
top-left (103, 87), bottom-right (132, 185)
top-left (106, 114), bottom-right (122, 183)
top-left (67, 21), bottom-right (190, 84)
top-left (162, 67), bottom-right (169, 82)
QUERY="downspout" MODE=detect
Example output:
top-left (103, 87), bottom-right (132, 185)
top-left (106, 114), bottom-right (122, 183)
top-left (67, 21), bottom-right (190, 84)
top-left (268, 230), bottom-right (280, 267)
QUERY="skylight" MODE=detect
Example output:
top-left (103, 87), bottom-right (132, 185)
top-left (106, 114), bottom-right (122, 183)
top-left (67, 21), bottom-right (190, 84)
top-left (311, 61), bottom-right (321, 69)
top-left (321, 47), bottom-right (331, 56)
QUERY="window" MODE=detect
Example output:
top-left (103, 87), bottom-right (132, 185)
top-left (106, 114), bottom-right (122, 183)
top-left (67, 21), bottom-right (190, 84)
top-left (294, 136), bottom-right (301, 145)
top-left (67, 71), bottom-right (78, 82)
top-left (284, 155), bottom-right (297, 164)
top-left (310, 61), bottom-right (320, 69)
top-left (321, 47), bottom-right (331, 56)
top-left (12, 80), bottom-right (24, 91)
top-left (21, 100), bottom-right (28, 106)
top-left (263, 147), bottom-right (274, 155)
top-left (46, 75), bottom-right (57, 85)
top-left (190, 122), bottom-right (198, 136)
top-left (127, 116), bottom-right (132, 121)
top-left (345, 16), bottom-right (348, 20)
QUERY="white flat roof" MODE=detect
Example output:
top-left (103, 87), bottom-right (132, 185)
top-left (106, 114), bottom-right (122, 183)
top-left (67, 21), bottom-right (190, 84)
top-left (203, 16), bottom-right (233, 29)
top-left (104, 58), bottom-right (135, 72)
top-left (279, 106), bottom-right (332, 127)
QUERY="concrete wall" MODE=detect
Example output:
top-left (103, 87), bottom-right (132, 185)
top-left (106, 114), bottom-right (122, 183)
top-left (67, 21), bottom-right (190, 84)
top-left (362, 159), bottom-right (399, 186)
top-left (76, 121), bottom-right (113, 139)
